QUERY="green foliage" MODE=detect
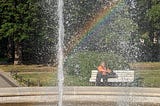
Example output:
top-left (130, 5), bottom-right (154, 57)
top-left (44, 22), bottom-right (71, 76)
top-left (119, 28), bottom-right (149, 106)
top-left (0, 58), bottom-right (8, 62)
top-left (147, 4), bottom-right (160, 29)
top-left (131, 0), bottom-right (160, 32)
top-left (0, 0), bottom-right (45, 64)
top-left (64, 75), bottom-right (89, 86)
top-left (64, 52), bottom-right (129, 80)
top-left (64, 0), bottom-right (101, 42)
top-left (0, 0), bottom-right (43, 42)
top-left (140, 32), bottom-right (151, 45)
top-left (128, 0), bottom-right (160, 62)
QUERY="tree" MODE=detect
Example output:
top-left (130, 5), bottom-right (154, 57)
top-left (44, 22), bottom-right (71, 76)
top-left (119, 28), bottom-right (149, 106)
top-left (147, 3), bottom-right (160, 31)
top-left (147, 2), bottom-right (160, 61)
top-left (0, 0), bottom-right (43, 64)
top-left (128, 0), bottom-right (160, 61)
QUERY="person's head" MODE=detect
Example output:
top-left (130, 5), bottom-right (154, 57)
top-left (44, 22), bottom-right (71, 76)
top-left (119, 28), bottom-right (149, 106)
top-left (100, 61), bottom-right (106, 67)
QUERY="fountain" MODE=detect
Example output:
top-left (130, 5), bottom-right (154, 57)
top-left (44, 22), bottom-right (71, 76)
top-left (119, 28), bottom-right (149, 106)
top-left (0, 0), bottom-right (160, 106)
top-left (55, 0), bottom-right (160, 105)
top-left (57, 0), bottom-right (65, 106)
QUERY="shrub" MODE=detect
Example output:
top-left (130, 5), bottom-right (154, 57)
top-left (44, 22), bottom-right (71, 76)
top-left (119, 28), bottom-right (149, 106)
top-left (64, 51), bottom-right (129, 80)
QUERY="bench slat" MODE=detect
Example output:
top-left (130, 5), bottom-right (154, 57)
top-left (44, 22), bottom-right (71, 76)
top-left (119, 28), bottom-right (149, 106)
top-left (89, 78), bottom-right (135, 80)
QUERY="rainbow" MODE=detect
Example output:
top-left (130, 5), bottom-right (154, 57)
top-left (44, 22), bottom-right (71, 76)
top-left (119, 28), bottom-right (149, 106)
top-left (65, 0), bottom-right (123, 55)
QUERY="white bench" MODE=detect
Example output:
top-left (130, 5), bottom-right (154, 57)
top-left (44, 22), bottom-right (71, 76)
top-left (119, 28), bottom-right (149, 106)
top-left (89, 70), bottom-right (134, 85)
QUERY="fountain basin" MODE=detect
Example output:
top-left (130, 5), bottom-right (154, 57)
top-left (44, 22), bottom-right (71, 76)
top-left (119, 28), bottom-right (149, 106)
top-left (0, 87), bottom-right (160, 106)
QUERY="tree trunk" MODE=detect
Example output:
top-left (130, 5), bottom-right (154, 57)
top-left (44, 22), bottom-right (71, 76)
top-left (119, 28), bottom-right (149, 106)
top-left (7, 37), bottom-right (14, 63)
top-left (14, 42), bottom-right (22, 65)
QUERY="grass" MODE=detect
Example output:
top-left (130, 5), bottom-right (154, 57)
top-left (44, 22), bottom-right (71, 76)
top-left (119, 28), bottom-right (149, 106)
top-left (0, 64), bottom-right (90, 86)
top-left (130, 62), bottom-right (160, 70)
top-left (135, 70), bottom-right (160, 87)
top-left (17, 72), bottom-right (57, 86)
top-left (0, 64), bottom-right (58, 86)
top-left (15, 72), bottom-right (89, 86)
top-left (130, 62), bottom-right (160, 87)
top-left (0, 65), bottom-right (55, 72)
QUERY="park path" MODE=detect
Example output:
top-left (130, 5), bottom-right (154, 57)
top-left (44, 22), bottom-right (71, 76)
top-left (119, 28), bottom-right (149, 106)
top-left (0, 74), bottom-right (12, 87)
top-left (0, 70), bottom-right (18, 87)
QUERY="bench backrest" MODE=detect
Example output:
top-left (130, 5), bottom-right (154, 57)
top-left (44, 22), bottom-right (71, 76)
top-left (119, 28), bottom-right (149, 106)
top-left (89, 70), bottom-right (134, 83)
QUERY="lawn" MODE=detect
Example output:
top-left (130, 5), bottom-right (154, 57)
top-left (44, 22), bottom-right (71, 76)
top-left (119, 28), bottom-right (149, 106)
top-left (0, 65), bottom-right (89, 86)
top-left (0, 65), bottom-right (58, 86)
top-left (130, 62), bottom-right (160, 70)
top-left (14, 72), bottom-right (89, 86)
top-left (0, 65), bottom-right (55, 72)
top-left (131, 62), bottom-right (160, 87)
top-left (135, 70), bottom-right (160, 87)
top-left (17, 72), bottom-right (57, 86)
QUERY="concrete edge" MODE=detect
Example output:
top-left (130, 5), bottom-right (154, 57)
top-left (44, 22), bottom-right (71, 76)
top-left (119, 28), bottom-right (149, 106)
top-left (0, 87), bottom-right (160, 97)
top-left (0, 95), bottom-right (160, 104)
top-left (0, 87), bottom-right (159, 103)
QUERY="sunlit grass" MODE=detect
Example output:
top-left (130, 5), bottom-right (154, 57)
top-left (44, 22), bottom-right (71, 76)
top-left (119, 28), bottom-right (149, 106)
top-left (0, 65), bottom-right (55, 72)
top-left (16, 72), bottom-right (89, 86)
top-left (17, 72), bottom-right (57, 86)
top-left (135, 70), bottom-right (160, 87)
top-left (130, 62), bottom-right (160, 70)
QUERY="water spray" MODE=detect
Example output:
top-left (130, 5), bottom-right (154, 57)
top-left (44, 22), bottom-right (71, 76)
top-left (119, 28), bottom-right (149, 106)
top-left (57, 0), bottom-right (65, 106)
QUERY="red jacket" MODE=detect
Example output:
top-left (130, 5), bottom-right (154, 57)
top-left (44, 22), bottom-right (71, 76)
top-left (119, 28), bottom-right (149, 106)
top-left (97, 65), bottom-right (111, 75)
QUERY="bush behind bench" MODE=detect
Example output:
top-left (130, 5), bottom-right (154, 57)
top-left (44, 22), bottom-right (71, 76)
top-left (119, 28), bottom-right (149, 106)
top-left (64, 51), bottom-right (129, 80)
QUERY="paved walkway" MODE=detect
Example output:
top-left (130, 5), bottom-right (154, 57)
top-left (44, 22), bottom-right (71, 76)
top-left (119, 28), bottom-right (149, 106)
top-left (0, 70), bottom-right (18, 87)
top-left (0, 74), bottom-right (12, 87)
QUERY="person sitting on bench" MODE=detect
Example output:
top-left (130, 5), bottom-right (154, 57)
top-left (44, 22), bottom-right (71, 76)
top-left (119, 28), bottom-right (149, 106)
top-left (96, 61), bottom-right (111, 86)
